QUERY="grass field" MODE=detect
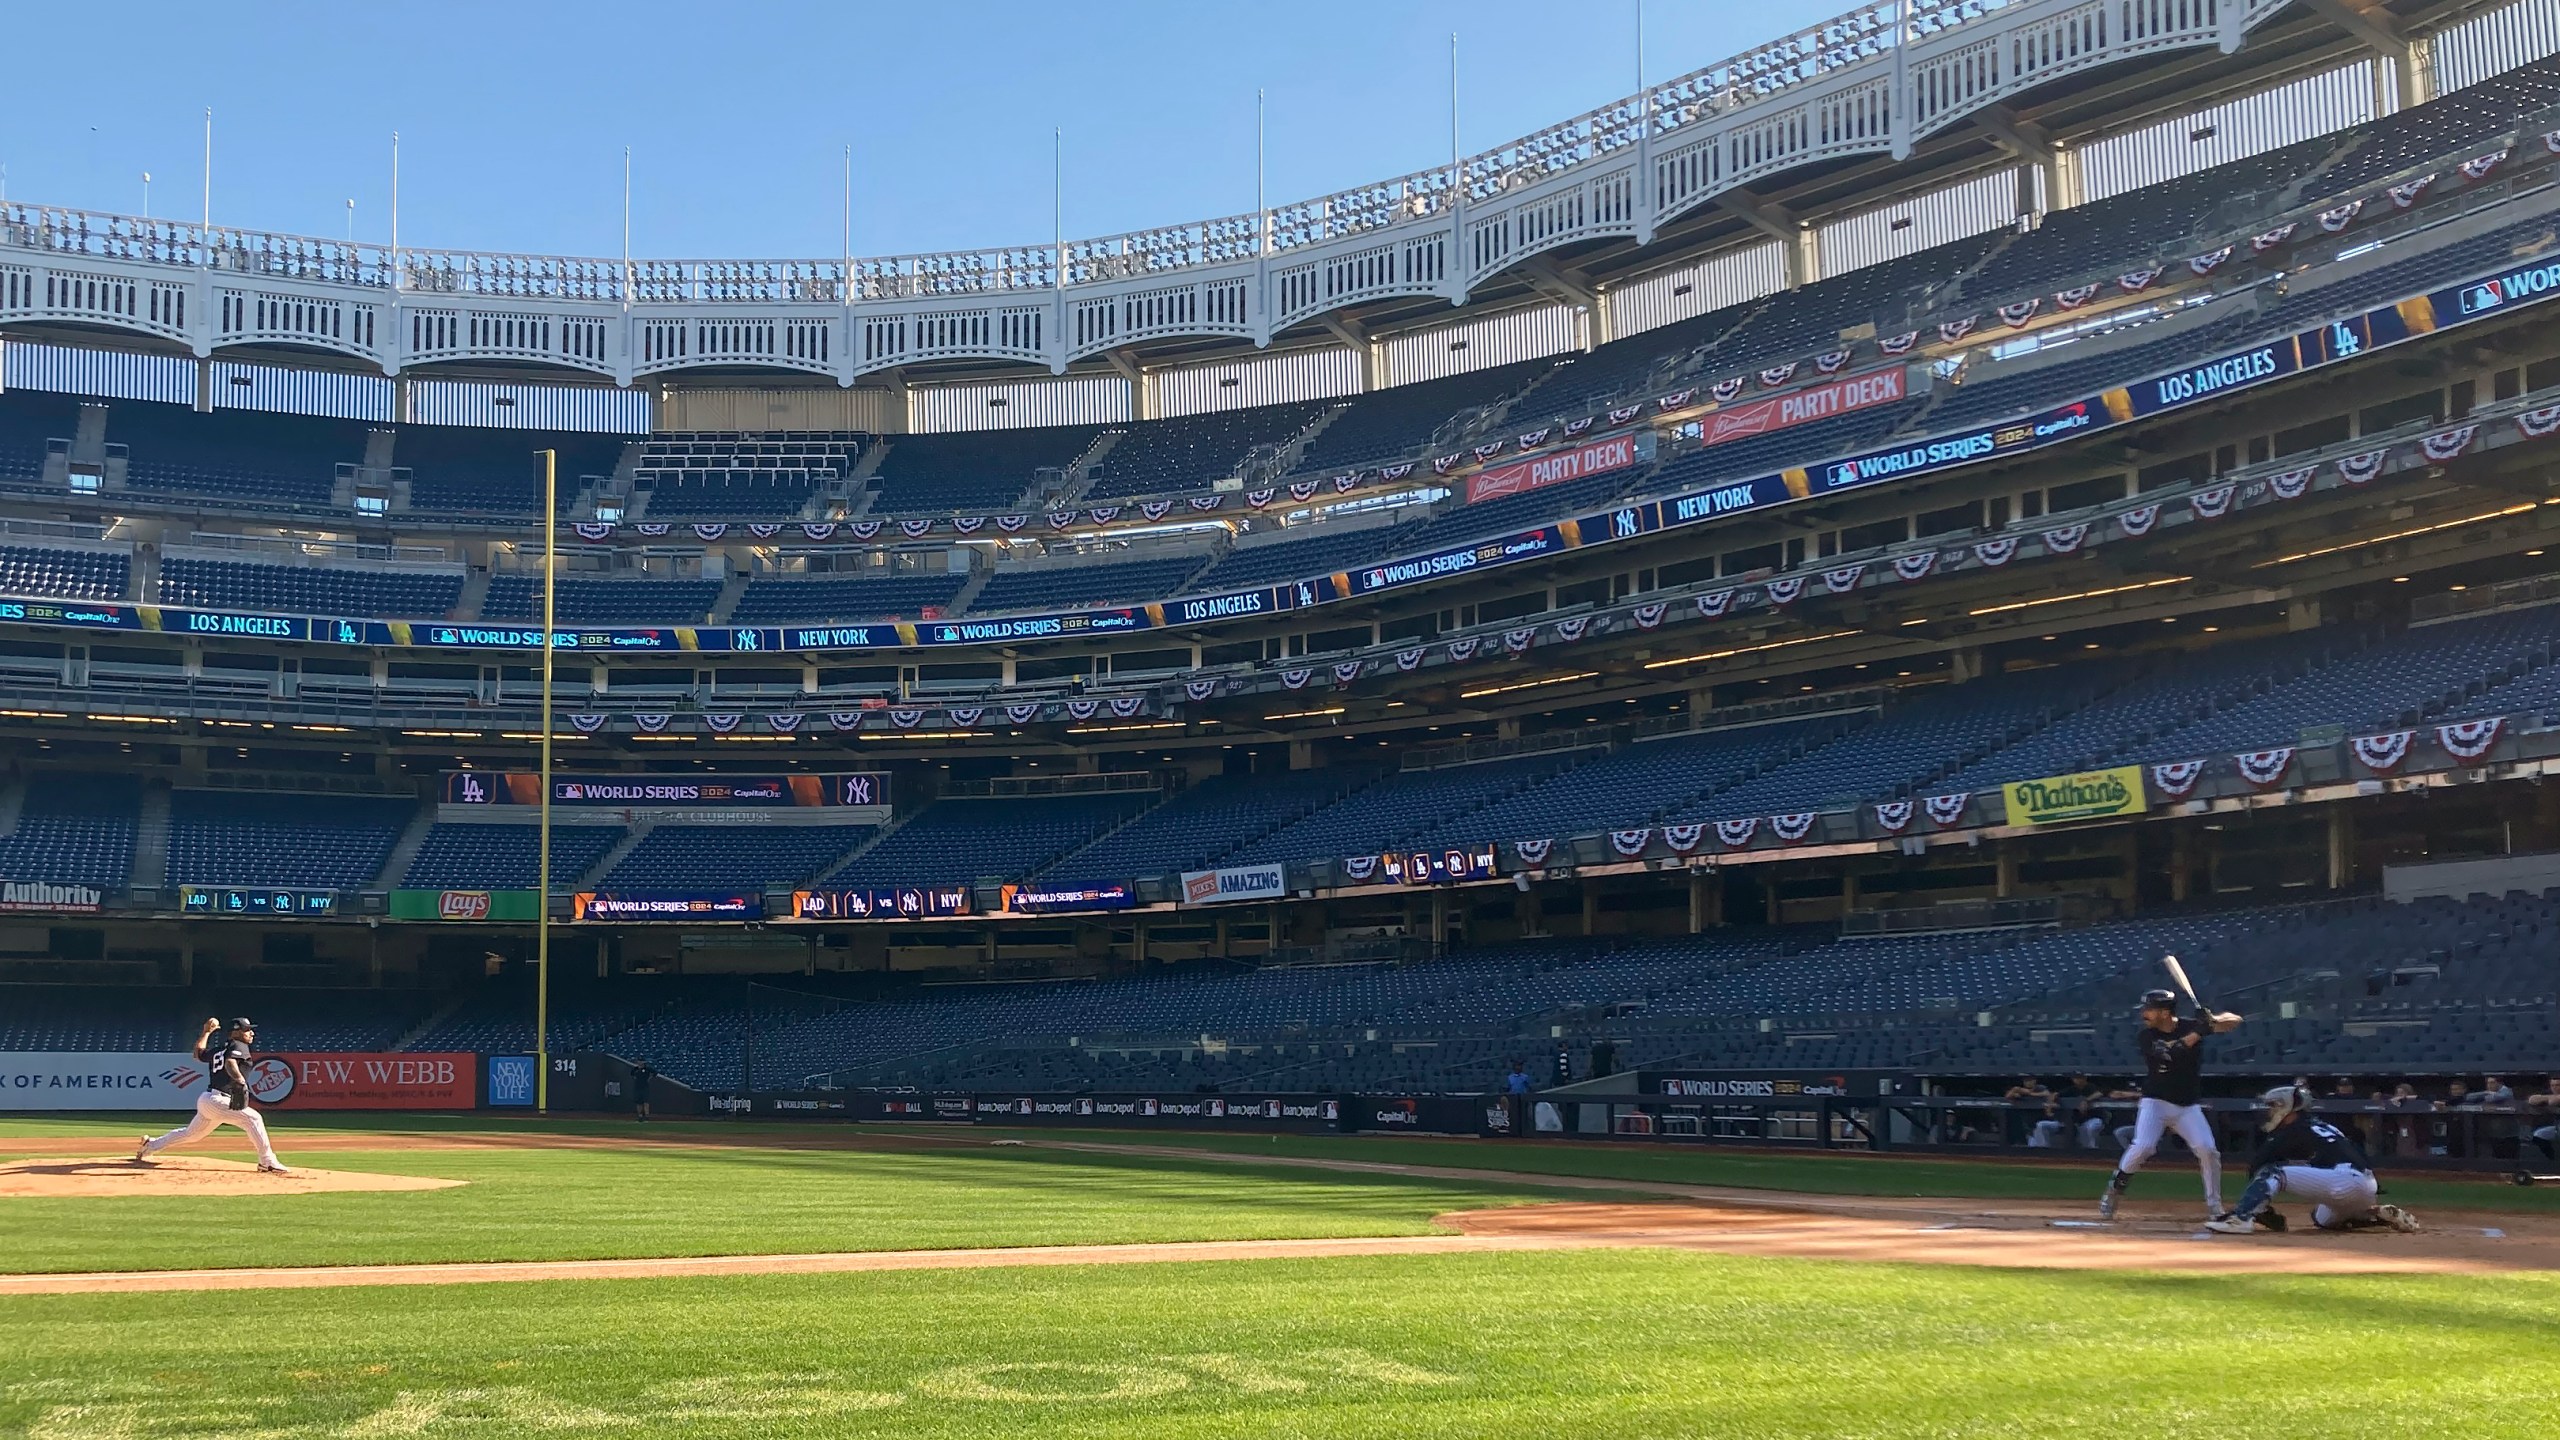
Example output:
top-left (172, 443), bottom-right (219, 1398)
top-left (5, 1116), bottom-right (2558, 1438)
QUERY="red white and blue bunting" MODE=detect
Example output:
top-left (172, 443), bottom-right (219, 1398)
top-left (1609, 829), bottom-right (1652, 857)
top-left (2418, 424), bottom-right (2478, 462)
top-left (1697, 590), bottom-right (1734, 618)
top-left (2350, 730), bottom-right (2414, 772)
top-left (1923, 794), bottom-right (1970, 827)
top-left (2041, 523), bottom-right (2088, 554)
top-left (1765, 576), bottom-right (1804, 606)
top-left (2336, 448), bottom-right (2388, 484)
top-left (1714, 817), bottom-right (1760, 848)
top-left (2516, 405), bottom-right (2560, 439)
top-left (1974, 537), bottom-right (2018, 567)
top-left (2264, 466), bottom-right (2315, 500)
top-left (702, 713), bottom-right (742, 734)
top-left (2150, 759), bottom-right (2205, 798)
top-left (2118, 504), bottom-right (2160, 537)
top-left (2235, 747), bottom-right (2296, 789)
top-left (2190, 484), bottom-right (2236, 519)
top-left (1663, 824), bottom-right (1704, 854)
top-left (1892, 551), bottom-right (1938, 582)
top-left (1822, 563), bottom-right (1865, 594)
top-left (1769, 812), bottom-right (1818, 844)
top-left (2437, 716), bottom-right (2504, 761)
top-left (1874, 800), bottom-right (1914, 833)
top-left (1515, 838), bottom-right (1553, 867)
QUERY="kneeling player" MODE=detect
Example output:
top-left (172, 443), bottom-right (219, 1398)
top-left (2206, 1084), bottom-right (2417, 1234)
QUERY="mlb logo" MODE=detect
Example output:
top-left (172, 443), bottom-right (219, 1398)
top-left (488, 1056), bottom-right (536, 1107)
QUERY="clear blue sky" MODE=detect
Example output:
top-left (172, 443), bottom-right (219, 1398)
top-left (2, 1), bottom-right (1832, 262)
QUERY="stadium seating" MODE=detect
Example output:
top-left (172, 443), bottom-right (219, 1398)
top-left (832, 793), bottom-right (1158, 886)
top-left (1290, 359), bottom-right (1557, 477)
top-left (0, 772), bottom-right (140, 888)
top-left (482, 574), bottom-right (723, 624)
top-left (159, 556), bottom-right (464, 620)
top-left (1045, 768), bottom-right (1385, 878)
top-left (598, 824), bottom-right (874, 890)
top-left (401, 823), bottom-right (626, 890)
top-left (166, 791), bottom-right (412, 890)
top-left (1182, 521), bottom-right (1414, 594)
top-left (0, 392), bottom-right (80, 485)
top-left (397, 423), bottom-right (622, 514)
top-left (728, 571), bottom-right (968, 624)
top-left (1077, 402), bottom-right (1329, 499)
top-left (0, 544), bottom-right (129, 601)
top-left (1228, 752), bottom-right (1594, 865)
top-left (114, 403), bottom-right (361, 505)
top-left (865, 426), bottom-right (1100, 512)
top-left (966, 551), bottom-right (1207, 613)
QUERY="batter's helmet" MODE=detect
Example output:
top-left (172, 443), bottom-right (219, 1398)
top-left (2138, 988), bottom-right (2178, 1011)
top-left (2259, 1084), bottom-right (2310, 1130)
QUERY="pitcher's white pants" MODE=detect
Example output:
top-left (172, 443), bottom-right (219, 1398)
top-left (141, 1092), bottom-right (280, 1167)
top-left (2115, 1096), bottom-right (2222, 1211)
top-left (2262, 1163), bottom-right (2380, 1228)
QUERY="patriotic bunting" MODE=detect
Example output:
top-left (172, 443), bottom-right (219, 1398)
top-left (766, 713), bottom-right (802, 733)
top-left (2265, 467), bottom-right (2315, 500)
top-left (633, 713), bottom-right (670, 733)
top-left (748, 523), bottom-right (783, 539)
top-left (1342, 855), bottom-right (1379, 881)
top-left (573, 522), bottom-right (615, 542)
top-left (702, 713), bottom-right (742, 734)
top-left (996, 514), bottom-right (1028, 532)
top-left (1555, 616), bottom-right (1592, 641)
top-left (635, 524), bottom-right (671, 537)
top-left (1765, 576), bottom-right (1804, 605)
top-left (1938, 316), bottom-right (1978, 343)
top-left (2236, 747), bottom-right (2296, 788)
top-left (801, 522), bottom-right (839, 541)
top-left (693, 523), bottom-right (728, 541)
top-left (1008, 702), bottom-right (1045, 723)
top-left (1110, 696), bottom-right (1146, 717)
top-left (1923, 793), bottom-right (1970, 827)
top-left (2336, 448), bottom-right (2388, 484)
top-left (567, 713), bottom-right (607, 733)
top-left (2459, 150), bottom-right (2506, 181)
top-left (1657, 388), bottom-right (1698, 409)
top-left (827, 712), bottom-right (864, 731)
top-left (2119, 504), bottom-right (2160, 537)
top-left (1769, 812), bottom-right (1817, 843)
top-left (1878, 331), bottom-right (1919, 354)
top-left (2350, 730), bottom-right (2414, 772)
top-left (2190, 485), bottom-right (2236, 519)
top-left (1697, 590), bottom-right (1734, 618)
top-left (1290, 481), bottom-right (1319, 501)
top-left (1663, 824), bottom-right (1705, 854)
top-left (946, 706), bottom-right (982, 728)
top-left (1280, 668), bottom-right (1312, 689)
top-left (1822, 564), bottom-right (1865, 594)
top-left (1998, 298), bottom-right (2041, 328)
top-left (1190, 494), bottom-right (1228, 510)
top-left (2515, 405), bottom-right (2560, 439)
top-left (2055, 284), bottom-right (2101, 310)
top-left (1517, 427), bottom-right (1552, 449)
top-left (2247, 223), bottom-right (2296, 253)
top-left (1892, 551), bottom-right (1937, 582)
top-left (1562, 418), bottom-right (1594, 438)
top-left (1432, 455), bottom-right (1461, 475)
top-left (2150, 759), bottom-right (2205, 797)
top-left (1503, 628), bottom-right (1537, 654)
top-left (1874, 800), bottom-right (1914, 834)
top-left (1183, 679), bottom-right (1218, 701)
top-left (889, 708), bottom-right (924, 730)
top-left (1814, 349), bottom-right (1850, 374)
top-left (1475, 441), bottom-right (1506, 461)
top-left (848, 521), bottom-right (882, 540)
top-left (1334, 472), bottom-right (1362, 491)
top-left (952, 516), bottom-right (984, 535)
top-left (2117, 266), bottom-right (2164, 292)
top-left (1245, 489), bottom-right (1275, 509)
top-left (1758, 363), bottom-right (1799, 388)
top-left (1712, 378), bottom-right (1747, 403)
top-left (2187, 247), bottom-right (2232, 275)
top-left (2419, 424), bottom-right (2477, 462)
top-left (2042, 523), bottom-right (2089, 554)
top-left (1448, 637), bottom-right (1480, 661)
top-left (1515, 838), bottom-right (1553, 866)
top-left (899, 519), bottom-right (934, 538)
top-left (1714, 817), bottom-right (1760, 848)
top-left (2438, 717), bottom-right (2504, 761)
top-left (2318, 200), bottom-right (2364, 233)
top-left (1609, 829), bottom-right (1652, 857)
top-left (1333, 661), bottom-right (1365, 683)
top-left (1395, 648), bottom-right (1426, 671)
top-left (1632, 602), bottom-right (1667, 630)
top-left (1974, 537), bottom-right (2018, 566)
top-left (1607, 406), bottom-right (1644, 426)
top-left (2387, 174), bottom-right (2435, 208)
top-left (1061, 699), bottom-right (1098, 720)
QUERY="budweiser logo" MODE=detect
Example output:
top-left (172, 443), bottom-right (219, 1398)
top-left (438, 891), bottom-right (492, 920)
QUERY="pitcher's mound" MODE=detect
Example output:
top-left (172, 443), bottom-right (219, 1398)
top-left (0, 1156), bottom-right (463, 1198)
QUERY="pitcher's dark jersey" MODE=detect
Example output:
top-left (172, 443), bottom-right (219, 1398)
top-left (200, 1036), bottom-right (251, 1108)
top-left (2134, 1018), bottom-right (2206, 1106)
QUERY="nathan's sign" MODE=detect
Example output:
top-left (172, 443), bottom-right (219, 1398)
top-left (1466, 432), bottom-right (1643, 504)
top-left (2001, 766), bottom-right (2148, 826)
top-left (388, 889), bottom-right (542, 922)
top-left (1687, 367), bottom-right (1907, 449)
top-left (0, 880), bottom-right (104, 913)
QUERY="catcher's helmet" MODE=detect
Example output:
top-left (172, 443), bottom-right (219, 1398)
top-left (2259, 1083), bottom-right (2310, 1130)
top-left (2138, 988), bottom-right (2178, 1011)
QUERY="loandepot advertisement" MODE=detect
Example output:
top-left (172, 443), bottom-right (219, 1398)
top-left (2000, 765), bottom-right (2149, 826)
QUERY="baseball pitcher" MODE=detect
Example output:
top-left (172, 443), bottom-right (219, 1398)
top-left (135, 1017), bottom-right (290, 1173)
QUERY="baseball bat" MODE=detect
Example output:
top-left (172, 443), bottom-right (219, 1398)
top-left (2161, 953), bottom-right (2200, 1010)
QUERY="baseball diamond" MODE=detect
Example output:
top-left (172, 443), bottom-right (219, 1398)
top-left (9, 1), bottom-right (2560, 1434)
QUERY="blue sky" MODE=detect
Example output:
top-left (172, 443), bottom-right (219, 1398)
top-left (2, 1), bottom-right (1832, 261)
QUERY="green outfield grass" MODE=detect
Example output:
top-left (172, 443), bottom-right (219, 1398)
top-left (5, 1252), bottom-right (2557, 1439)
top-left (0, 1127), bottom-right (1568, 1275)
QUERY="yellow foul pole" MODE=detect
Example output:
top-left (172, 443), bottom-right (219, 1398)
top-left (536, 449), bottom-right (557, 1112)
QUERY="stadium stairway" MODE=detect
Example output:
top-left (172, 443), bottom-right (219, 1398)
top-left (807, 810), bottom-right (917, 885)
top-left (0, 779), bottom-right (23, 839)
top-left (130, 781), bottom-right (171, 893)
top-left (451, 569), bottom-right (491, 623)
top-left (372, 807), bottom-right (443, 892)
top-left (575, 823), bottom-right (657, 889)
top-left (707, 573), bottom-right (749, 624)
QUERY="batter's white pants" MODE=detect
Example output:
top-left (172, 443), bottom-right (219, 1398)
top-left (141, 1093), bottom-right (281, 1168)
top-left (2261, 1163), bottom-right (2380, 1228)
top-left (2115, 1096), bottom-right (2222, 1211)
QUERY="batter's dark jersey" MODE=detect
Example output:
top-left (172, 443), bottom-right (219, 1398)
top-left (201, 1037), bottom-right (251, 1108)
top-left (2133, 1018), bottom-right (2207, 1106)
top-left (2247, 1114), bottom-right (2372, 1173)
